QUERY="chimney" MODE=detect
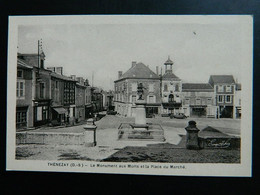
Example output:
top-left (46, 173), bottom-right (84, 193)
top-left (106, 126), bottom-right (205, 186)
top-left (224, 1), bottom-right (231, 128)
top-left (47, 67), bottom-right (55, 72)
top-left (132, 61), bottom-right (136, 68)
top-left (156, 66), bottom-right (159, 75)
top-left (55, 67), bottom-right (63, 75)
top-left (70, 75), bottom-right (76, 80)
top-left (84, 79), bottom-right (90, 86)
top-left (118, 71), bottom-right (123, 79)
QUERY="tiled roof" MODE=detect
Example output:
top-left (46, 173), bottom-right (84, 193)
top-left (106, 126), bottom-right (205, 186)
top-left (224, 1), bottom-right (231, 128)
top-left (17, 58), bottom-right (33, 69)
top-left (117, 62), bottom-right (159, 81)
top-left (182, 83), bottom-right (214, 92)
top-left (162, 72), bottom-right (181, 81)
top-left (209, 75), bottom-right (235, 84)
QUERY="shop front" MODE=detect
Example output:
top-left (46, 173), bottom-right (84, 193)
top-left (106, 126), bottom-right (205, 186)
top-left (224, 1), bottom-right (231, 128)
top-left (85, 103), bottom-right (93, 119)
top-left (16, 106), bottom-right (28, 129)
top-left (33, 100), bottom-right (51, 127)
top-left (162, 102), bottom-right (182, 115)
top-left (190, 105), bottom-right (206, 117)
top-left (51, 107), bottom-right (67, 126)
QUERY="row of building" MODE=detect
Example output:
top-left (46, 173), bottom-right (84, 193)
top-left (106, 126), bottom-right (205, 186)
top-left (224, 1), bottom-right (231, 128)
top-left (16, 52), bottom-right (113, 129)
top-left (114, 57), bottom-right (241, 119)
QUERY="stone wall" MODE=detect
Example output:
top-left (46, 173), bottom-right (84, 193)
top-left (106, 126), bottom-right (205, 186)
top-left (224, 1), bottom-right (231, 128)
top-left (16, 132), bottom-right (85, 145)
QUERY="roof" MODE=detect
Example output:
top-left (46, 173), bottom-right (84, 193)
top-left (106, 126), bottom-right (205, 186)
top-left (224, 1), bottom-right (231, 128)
top-left (17, 58), bottom-right (33, 69)
top-left (182, 83), bottom-right (214, 92)
top-left (209, 75), bottom-right (235, 84)
top-left (164, 58), bottom-right (173, 65)
top-left (50, 72), bottom-right (76, 82)
top-left (116, 62), bottom-right (159, 81)
top-left (162, 72), bottom-right (181, 81)
top-left (18, 52), bottom-right (45, 57)
top-left (76, 82), bottom-right (86, 88)
top-left (199, 126), bottom-right (232, 138)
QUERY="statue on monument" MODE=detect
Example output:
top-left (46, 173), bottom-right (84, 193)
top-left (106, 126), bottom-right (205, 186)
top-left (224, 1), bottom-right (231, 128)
top-left (137, 83), bottom-right (144, 100)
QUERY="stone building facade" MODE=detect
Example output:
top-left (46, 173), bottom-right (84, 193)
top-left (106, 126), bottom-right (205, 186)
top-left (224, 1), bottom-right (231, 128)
top-left (75, 77), bottom-right (86, 122)
top-left (209, 75), bottom-right (236, 118)
top-left (16, 58), bottom-right (34, 129)
top-left (114, 58), bottom-right (241, 119)
top-left (161, 57), bottom-right (182, 115)
top-left (114, 62), bottom-right (161, 117)
top-left (182, 83), bottom-right (217, 118)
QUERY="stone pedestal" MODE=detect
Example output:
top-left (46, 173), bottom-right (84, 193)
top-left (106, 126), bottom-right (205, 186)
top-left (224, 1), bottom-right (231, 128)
top-left (135, 100), bottom-right (147, 125)
top-left (117, 97), bottom-right (165, 142)
top-left (133, 99), bottom-right (148, 130)
top-left (83, 118), bottom-right (97, 147)
top-left (185, 121), bottom-right (200, 150)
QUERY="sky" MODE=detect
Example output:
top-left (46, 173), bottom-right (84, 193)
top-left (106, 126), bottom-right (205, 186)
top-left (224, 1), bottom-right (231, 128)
top-left (18, 21), bottom-right (246, 90)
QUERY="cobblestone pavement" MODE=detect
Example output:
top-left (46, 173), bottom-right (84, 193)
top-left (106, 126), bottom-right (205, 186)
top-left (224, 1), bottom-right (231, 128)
top-left (16, 115), bottom-right (241, 161)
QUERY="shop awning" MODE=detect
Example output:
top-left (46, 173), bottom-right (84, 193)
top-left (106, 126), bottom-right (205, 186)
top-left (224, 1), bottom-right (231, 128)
top-left (53, 107), bottom-right (67, 114)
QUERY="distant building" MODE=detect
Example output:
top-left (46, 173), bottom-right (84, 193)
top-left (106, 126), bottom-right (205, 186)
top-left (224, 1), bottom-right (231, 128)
top-left (102, 90), bottom-right (114, 111)
top-left (18, 52), bottom-right (52, 127)
top-left (85, 80), bottom-right (92, 119)
top-left (48, 67), bottom-right (76, 126)
top-left (234, 83), bottom-right (241, 119)
top-left (16, 58), bottom-right (34, 129)
top-left (75, 77), bottom-right (86, 122)
top-left (91, 87), bottom-right (104, 113)
top-left (209, 75), bottom-right (236, 118)
top-left (114, 61), bottom-right (161, 117)
top-left (161, 57), bottom-right (182, 115)
top-left (182, 83), bottom-right (217, 118)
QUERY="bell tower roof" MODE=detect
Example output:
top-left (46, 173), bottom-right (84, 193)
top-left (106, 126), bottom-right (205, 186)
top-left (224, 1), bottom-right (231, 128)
top-left (164, 56), bottom-right (173, 65)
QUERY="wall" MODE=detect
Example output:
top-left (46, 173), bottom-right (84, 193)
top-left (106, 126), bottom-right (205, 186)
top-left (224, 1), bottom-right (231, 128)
top-left (75, 84), bottom-right (86, 121)
top-left (16, 68), bottom-right (34, 128)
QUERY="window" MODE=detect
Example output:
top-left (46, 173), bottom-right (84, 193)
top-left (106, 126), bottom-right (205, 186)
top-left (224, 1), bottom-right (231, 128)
top-left (16, 111), bottom-right (27, 127)
top-left (218, 85), bottom-right (224, 92)
top-left (132, 95), bottom-right (137, 103)
top-left (239, 99), bottom-right (241, 105)
top-left (218, 95), bottom-right (223, 103)
top-left (37, 107), bottom-right (42, 121)
top-left (17, 70), bottom-right (23, 78)
top-left (39, 82), bottom-right (45, 98)
top-left (207, 98), bottom-right (212, 105)
top-left (149, 83), bottom-right (154, 92)
top-left (131, 83), bottom-right (137, 92)
top-left (175, 84), bottom-right (179, 92)
top-left (226, 85), bottom-right (232, 92)
top-left (16, 81), bottom-right (25, 98)
top-left (42, 106), bottom-right (48, 120)
top-left (169, 94), bottom-right (174, 102)
top-left (195, 99), bottom-right (201, 105)
top-left (148, 96), bottom-right (155, 103)
top-left (185, 99), bottom-right (190, 105)
top-left (226, 95), bottom-right (231, 103)
top-left (164, 84), bottom-right (168, 92)
top-left (55, 81), bottom-right (58, 89)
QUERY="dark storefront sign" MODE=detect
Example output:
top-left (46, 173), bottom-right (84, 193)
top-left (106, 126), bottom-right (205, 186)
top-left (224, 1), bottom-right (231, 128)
top-left (199, 137), bottom-right (240, 149)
